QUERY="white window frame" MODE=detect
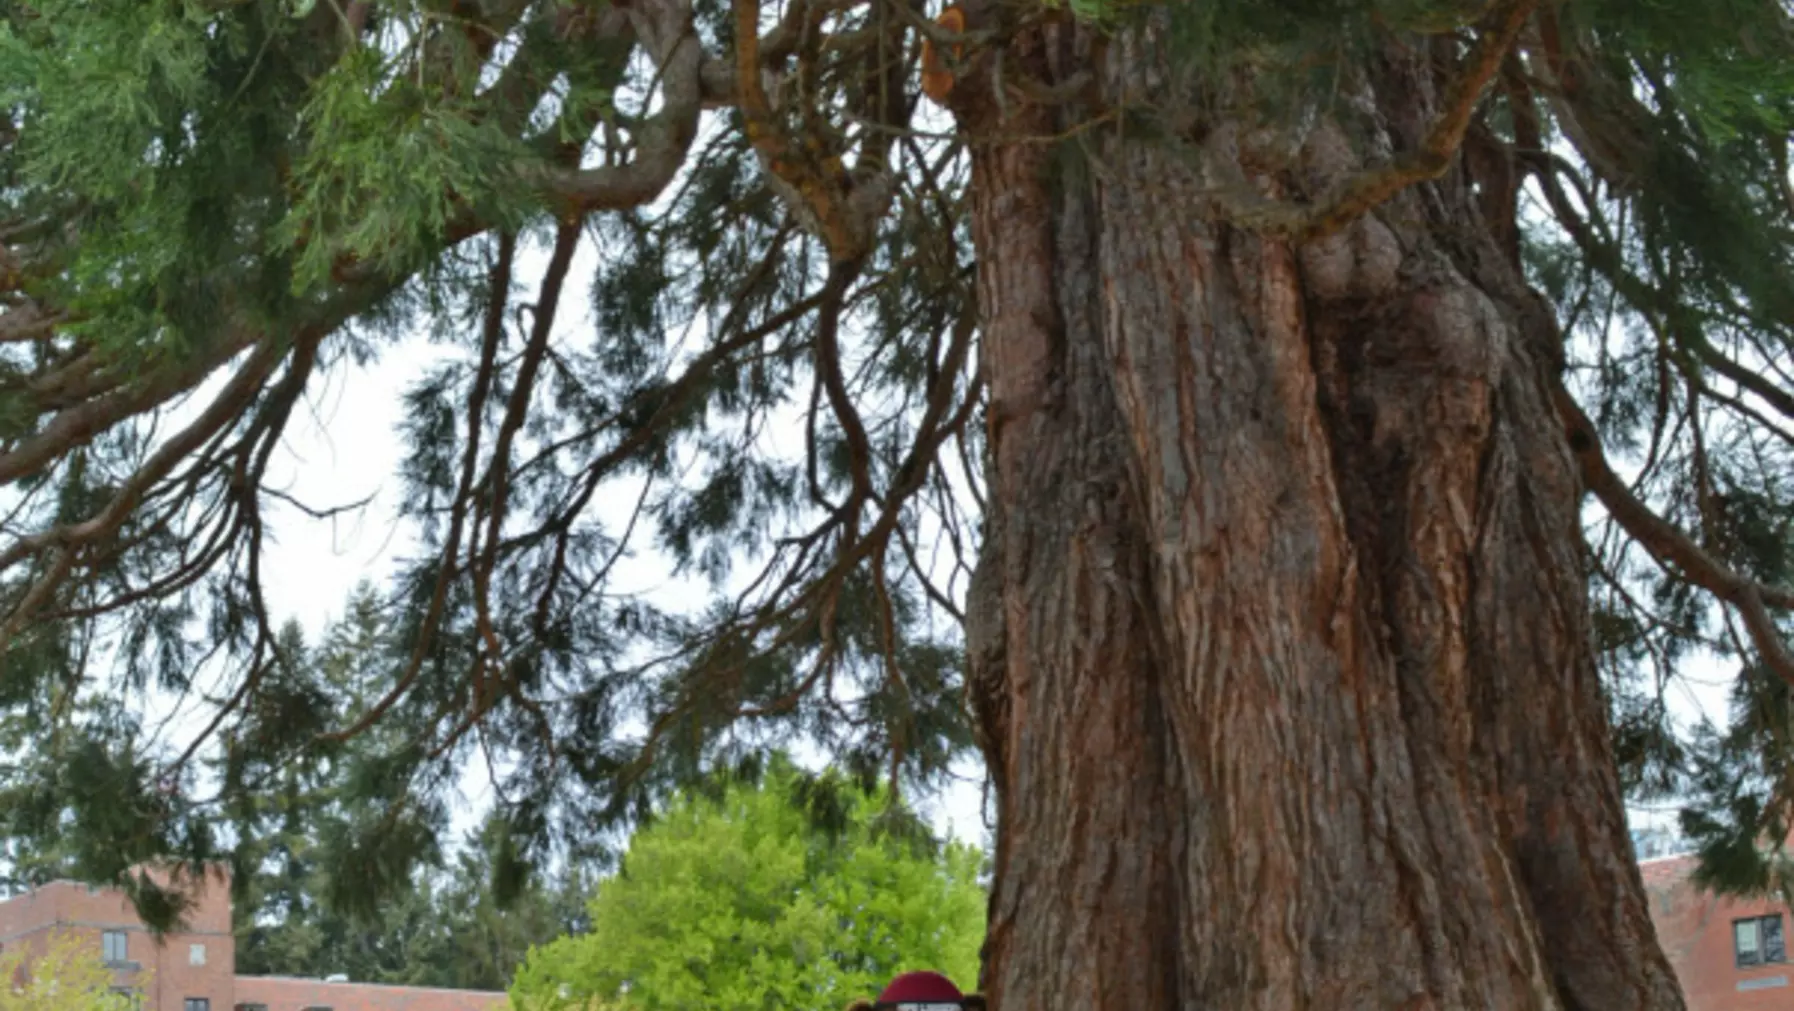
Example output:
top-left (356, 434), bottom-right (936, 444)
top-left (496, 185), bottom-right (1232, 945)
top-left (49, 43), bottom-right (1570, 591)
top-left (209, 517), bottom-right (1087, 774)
top-left (1737, 914), bottom-right (1789, 968)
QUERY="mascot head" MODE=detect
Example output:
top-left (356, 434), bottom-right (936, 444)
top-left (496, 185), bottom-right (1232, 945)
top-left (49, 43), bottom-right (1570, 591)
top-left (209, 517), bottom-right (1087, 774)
top-left (847, 971), bottom-right (986, 1011)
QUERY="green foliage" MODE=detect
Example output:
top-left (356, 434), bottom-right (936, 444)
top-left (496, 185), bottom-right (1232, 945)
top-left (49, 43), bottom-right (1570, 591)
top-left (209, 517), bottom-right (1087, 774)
top-left (0, 0), bottom-right (309, 355)
top-left (0, 696), bottom-right (218, 928)
top-left (233, 811), bottom-right (594, 990)
top-left (0, 0), bottom-right (214, 202)
top-left (0, 0), bottom-right (981, 914)
top-left (0, 931), bottom-right (149, 1011)
top-left (280, 44), bottom-right (530, 291)
top-left (509, 759), bottom-right (985, 1011)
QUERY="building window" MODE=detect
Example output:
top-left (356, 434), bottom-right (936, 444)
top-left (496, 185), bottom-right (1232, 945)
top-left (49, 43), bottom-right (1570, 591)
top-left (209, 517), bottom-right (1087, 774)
top-left (1735, 914), bottom-right (1788, 967)
top-left (188, 943), bottom-right (205, 966)
top-left (300, 1005), bottom-right (333, 1011)
top-left (101, 931), bottom-right (127, 964)
top-left (184, 999), bottom-right (210, 1011)
top-left (234, 1004), bottom-right (268, 1011)
top-left (111, 988), bottom-right (142, 1010)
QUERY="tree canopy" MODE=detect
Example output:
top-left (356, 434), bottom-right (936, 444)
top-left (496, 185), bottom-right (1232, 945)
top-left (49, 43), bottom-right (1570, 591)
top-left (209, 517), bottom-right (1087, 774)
top-left (509, 759), bottom-right (985, 1011)
top-left (0, 0), bottom-right (1791, 923)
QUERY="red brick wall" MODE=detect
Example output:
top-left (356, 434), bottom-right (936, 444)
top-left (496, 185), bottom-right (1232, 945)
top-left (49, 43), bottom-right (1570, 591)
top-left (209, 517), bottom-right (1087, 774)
top-left (233, 976), bottom-right (508, 1011)
top-left (0, 871), bottom-right (236, 1011)
top-left (0, 870), bottom-right (506, 1011)
top-left (1644, 854), bottom-right (1794, 1010)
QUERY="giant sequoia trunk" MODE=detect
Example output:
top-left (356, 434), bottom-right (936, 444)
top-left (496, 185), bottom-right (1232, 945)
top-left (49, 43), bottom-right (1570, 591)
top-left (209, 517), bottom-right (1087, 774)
top-left (957, 20), bottom-right (1686, 1011)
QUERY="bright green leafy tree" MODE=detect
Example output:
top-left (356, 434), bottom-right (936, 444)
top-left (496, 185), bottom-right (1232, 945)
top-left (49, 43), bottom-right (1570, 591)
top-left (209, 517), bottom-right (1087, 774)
top-left (510, 760), bottom-right (984, 1011)
top-left (0, 933), bottom-right (146, 1011)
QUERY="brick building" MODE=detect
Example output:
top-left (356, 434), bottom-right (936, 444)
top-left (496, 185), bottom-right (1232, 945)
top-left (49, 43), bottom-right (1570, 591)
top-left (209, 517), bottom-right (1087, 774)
top-left (0, 868), bottom-right (505, 1011)
top-left (1644, 852), bottom-right (1794, 1009)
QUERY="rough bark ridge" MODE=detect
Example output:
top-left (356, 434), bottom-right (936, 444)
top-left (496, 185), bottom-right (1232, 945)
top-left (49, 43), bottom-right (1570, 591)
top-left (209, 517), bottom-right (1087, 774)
top-left (960, 23), bottom-right (1685, 1011)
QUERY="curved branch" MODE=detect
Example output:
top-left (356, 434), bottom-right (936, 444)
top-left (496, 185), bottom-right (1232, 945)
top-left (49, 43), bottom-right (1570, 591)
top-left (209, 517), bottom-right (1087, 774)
top-left (1554, 382), bottom-right (1794, 686)
top-left (1219, 0), bottom-right (1539, 240)
top-left (323, 235), bottom-right (516, 743)
top-left (813, 257), bottom-right (876, 535)
top-left (0, 333), bottom-right (290, 653)
top-left (0, 329), bottom-right (263, 486)
top-left (734, 0), bottom-right (886, 256)
top-left (1531, 156), bottom-right (1794, 430)
top-left (533, 2), bottom-right (703, 213)
top-left (470, 218), bottom-right (580, 685)
top-left (1688, 338), bottom-right (1794, 425)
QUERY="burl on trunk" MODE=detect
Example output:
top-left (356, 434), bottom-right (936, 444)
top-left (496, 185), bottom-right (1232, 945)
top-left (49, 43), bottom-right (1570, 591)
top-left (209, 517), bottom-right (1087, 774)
top-left (955, 18), bottom-right (1685, 1011)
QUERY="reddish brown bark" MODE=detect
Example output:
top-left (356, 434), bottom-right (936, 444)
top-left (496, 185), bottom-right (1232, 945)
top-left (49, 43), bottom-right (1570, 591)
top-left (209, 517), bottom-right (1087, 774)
top-left (958, 23), bottom-right (1685, 1011)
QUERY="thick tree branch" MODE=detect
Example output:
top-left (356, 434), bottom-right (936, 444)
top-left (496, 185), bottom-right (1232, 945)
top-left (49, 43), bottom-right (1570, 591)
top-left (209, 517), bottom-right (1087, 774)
top-left (0, 333), bottom-right (292, 653)
top-left (0, 329), bottom-right (262, 487)
top-left (1219, 0), bottom-right (1538, 240)
top-left (734, 0), bottom-right (890, 256)
top-left (531, 1), bottom-right (702, 213)
top-left (0, 304), bottom-right (62, 343)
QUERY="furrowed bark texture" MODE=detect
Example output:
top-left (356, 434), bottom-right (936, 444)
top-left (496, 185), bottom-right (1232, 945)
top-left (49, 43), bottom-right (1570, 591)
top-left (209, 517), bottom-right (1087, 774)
top-left (960, 24), bottom-right (1685, 1011)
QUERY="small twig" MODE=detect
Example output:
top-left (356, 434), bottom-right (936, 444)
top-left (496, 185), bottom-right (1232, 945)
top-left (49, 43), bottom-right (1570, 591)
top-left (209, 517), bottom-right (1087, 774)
top-left (260, 485), bottom-right (378, 521)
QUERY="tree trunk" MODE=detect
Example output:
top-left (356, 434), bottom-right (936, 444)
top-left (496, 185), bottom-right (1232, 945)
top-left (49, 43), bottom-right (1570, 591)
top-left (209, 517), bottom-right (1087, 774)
top-left (958, 22), bottom-right (1685, 1011)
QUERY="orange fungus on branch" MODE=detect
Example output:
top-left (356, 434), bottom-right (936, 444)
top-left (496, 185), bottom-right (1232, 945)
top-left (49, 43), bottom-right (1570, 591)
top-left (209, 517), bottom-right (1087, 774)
top-left (920, 5), bottom-right (966, 105)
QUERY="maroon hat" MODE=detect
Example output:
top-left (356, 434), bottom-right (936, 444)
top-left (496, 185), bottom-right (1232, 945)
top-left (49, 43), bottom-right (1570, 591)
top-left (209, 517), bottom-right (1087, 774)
top-left (874, 971), bottom-right (966, 1009)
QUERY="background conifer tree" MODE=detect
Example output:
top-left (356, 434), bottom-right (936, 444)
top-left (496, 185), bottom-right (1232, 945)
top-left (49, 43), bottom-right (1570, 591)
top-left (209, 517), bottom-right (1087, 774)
top-left (216, 588), bottom-right (592, 988)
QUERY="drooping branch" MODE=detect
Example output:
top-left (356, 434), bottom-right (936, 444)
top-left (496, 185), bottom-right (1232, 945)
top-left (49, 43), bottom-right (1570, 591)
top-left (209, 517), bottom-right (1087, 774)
top-left (0, 328), bottom-right (264, 487)
top-left (1554, 383), bottom-right (1794, 686)
top-left (468, 218), bottom-right (581, 712)
top-left (322, 233), bottom-right (516, 744)
top-left (0, 0), bottom-right (996, 890)
top-left (1528, 154), bottom-right (1794, 431)
top-left (648, 288), bottom-right (979, 729)
top-left (812, 257), bottom-right (876, 536)
top-left (1688, 338), bottom-right (1794, 427)
top-left (1527, 4), bottom-right (1657, 194)
top-left (0, 332), bottom-right (290, 653)
top-left (610, 269), bottom-right (980, 786)
top-left (511, 227), bottom-right (814, 641)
